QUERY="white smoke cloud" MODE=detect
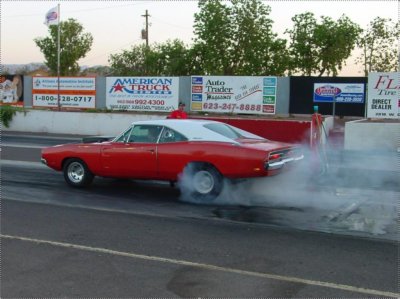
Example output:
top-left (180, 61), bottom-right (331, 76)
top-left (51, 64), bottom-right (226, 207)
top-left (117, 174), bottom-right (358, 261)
top-left (178, 145), bottom-right (398, 239)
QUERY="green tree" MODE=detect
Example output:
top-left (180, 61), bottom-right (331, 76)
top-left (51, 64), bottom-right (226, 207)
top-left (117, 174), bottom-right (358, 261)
top-left (193, 0), bottom-right (233, 75)
top-left (186, 43), bottom-right (208, 75)
top-left (109, 40), bottom-right (190, 76)
top-left (153, 40), bottom-right (191, 76)
top-left (314, 15), bottom-right (361, 76)
top-left (34, 18), bottom-right (93, 76)
top-left (286, 13), bottom-right (360, 76)
top-left (230, 0), bottom-right (289, 75)
top-left (80, 65), bottom-right (112, 76)
top-left (285, 12), bottom-right (317, 76)
top-left (108, 44), bottom-right (149, 76)
top-left (356, 17), bottom-right (400, 76)
top-left (193, 0), bottom-right (288, 76)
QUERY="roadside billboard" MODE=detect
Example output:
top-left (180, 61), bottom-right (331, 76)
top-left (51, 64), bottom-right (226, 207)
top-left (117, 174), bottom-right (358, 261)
top-left (106, 77), bottom-right (179, 112)
top-left (191, 76), bottom-right (277, 115)
top-left (0, 75), bottom-right (24, 106)
top-left (313, 83), bottom-right (365, 103)
top-left (367, 72), bottom-right (399, 119)
top-left (32, 77), bottom-right (96, 109)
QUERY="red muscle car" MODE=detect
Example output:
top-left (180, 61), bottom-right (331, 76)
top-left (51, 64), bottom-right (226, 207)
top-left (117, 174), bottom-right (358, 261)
top-left (41, 119), bottom-right (304, 201)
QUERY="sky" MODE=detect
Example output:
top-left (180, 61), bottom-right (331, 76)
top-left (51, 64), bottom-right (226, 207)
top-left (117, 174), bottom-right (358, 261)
top-left (1, 0), bottom-right (398, 76)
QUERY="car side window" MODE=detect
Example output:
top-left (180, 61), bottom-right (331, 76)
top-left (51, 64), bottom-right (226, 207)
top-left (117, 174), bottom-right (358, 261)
top-left (159, 128), bottom-right (188, 143)
top-left (128, 125), bottom-right (162, 143)
top-left (114, 127), bottom-right (133, 143)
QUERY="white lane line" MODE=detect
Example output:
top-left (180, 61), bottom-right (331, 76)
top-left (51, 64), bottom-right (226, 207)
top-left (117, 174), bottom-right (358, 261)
top-left (2, 234), bottom-right (398, 298)
top-left (3, 197), bottom-right (176, 221)
top-left (0, 160), bottom-right (45, 168)
top-left (1, 134), bottom-right (81, 141)
top-left (1, 143), bottom-right (45, 149)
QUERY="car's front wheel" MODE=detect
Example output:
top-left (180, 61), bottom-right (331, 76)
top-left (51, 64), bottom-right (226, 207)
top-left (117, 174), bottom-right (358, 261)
top-left (180, 163), bottom-right (223, 202)
top-left (63, 158), bottom-right (94, 187)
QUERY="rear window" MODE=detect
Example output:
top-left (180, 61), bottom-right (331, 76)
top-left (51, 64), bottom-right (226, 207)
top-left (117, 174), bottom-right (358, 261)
top-left (204, 123), bottom-right (264, 140)
top-left (204, 123), bottom-right (242, 139)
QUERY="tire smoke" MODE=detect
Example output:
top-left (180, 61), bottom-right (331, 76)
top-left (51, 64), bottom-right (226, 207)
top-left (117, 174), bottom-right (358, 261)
top-left (178, 145), bottom-right (398, 239)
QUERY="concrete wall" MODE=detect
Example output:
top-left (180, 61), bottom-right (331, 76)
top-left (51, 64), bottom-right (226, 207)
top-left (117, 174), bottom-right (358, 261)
top-left (23, 77), bottom-right (33, 107)
top-left (2, 110), bottom-right (313, 143)
top-left (1, 109), bottom-right (331, 147)
top-left (276, 77), bottom-right (290, 115)
top-left (344, 119), bottom-right (400, 151)
top-left (191, 115), bottom-right (312, 143)
top-left (4, 110), bottom-right (398, 152)
top-left (2, 110), bottom-right (165, 136)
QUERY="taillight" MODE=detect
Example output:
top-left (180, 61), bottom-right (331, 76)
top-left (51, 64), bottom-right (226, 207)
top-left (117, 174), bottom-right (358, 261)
top-left (269, 153), bottom-right (282, 161)
top-left (265, 148), bottom-right (304, 171)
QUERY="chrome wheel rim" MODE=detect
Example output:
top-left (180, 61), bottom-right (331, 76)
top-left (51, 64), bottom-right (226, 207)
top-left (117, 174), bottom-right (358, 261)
top-left (67, 162), bottom-right (84, 183)
top-left (192, 170), bottom-right (214, 194)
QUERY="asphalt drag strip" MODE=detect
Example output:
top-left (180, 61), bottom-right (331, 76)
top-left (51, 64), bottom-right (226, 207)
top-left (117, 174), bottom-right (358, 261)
top-left (1, 234), bottom-right (398, 298)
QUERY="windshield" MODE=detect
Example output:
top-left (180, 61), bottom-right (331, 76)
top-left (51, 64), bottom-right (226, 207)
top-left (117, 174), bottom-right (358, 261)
top-left (204, 123), bottom-right (264, 140)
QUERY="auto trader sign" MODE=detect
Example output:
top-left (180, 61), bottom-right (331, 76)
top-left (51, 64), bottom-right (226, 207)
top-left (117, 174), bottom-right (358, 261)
top-left (191, 76), bottom-right (277, 115)
top-left (106, 77), bottom-right (179, 112)
top-left (367, 72), bottom-right (399, 119)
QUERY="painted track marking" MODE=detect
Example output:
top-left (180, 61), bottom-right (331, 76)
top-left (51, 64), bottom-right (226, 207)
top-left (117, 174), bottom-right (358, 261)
top-left (1, 234), bottom-right (398, 298)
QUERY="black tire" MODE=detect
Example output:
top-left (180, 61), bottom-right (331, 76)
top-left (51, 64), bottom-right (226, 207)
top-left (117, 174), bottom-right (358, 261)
top-left (63, 158), bottom-right (94, 187)
top-left (181, 163), bottom-right (223, 202)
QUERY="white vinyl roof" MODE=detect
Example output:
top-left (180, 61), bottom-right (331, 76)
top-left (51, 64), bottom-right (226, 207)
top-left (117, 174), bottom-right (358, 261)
top-left (131, 119), bottom-right (241, 143)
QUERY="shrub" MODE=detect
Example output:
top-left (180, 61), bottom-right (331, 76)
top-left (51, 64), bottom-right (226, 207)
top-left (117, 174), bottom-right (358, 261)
top-left (0, 105), bottom-right (18, 128)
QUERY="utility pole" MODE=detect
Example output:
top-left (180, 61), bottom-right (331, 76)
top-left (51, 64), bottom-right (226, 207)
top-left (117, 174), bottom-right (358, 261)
top-left (141, 10), bottom-right (150, 47)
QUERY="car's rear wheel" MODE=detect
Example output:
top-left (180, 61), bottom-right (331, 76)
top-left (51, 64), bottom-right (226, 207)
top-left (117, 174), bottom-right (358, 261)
top-left (181, 163), bottom-right (223, 202)
top-left (63, 158), bottom-right (94, 187)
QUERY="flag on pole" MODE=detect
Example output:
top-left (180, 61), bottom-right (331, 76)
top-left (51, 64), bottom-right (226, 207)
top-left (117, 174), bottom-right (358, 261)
top-left (44, 6), bottom-right (59, 26)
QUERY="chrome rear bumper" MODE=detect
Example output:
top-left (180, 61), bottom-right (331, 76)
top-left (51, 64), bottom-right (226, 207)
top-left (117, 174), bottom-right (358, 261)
top-left (266, 154), bottom-right (304, 170)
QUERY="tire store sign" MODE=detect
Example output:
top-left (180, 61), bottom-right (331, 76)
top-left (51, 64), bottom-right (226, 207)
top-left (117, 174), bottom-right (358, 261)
top-left (367, 72), bottom-right (399, 119)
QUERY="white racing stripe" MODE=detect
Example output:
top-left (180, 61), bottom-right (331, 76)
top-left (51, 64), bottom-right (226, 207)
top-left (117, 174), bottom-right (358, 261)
top-left (1, 234), bottom-right (398, 298)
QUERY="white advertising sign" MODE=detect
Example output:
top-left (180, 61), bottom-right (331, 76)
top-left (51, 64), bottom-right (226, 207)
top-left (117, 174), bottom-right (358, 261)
top-left (32, 77), bottom-right (96, 108)
top-left (106, 77), bottom-right (179, 112)
top-left (367, 72), bottom-right (399, 119)
top-left (191, 76), bottom-right (277, 115)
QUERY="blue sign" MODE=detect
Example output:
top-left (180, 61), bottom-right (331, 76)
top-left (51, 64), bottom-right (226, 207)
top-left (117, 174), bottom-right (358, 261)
top-left (192, 94), bottom-right (203, 101)
top-left (313, 83), bottom-right (365, 103)
top-left (192, 77), bottom-right (203, 85)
